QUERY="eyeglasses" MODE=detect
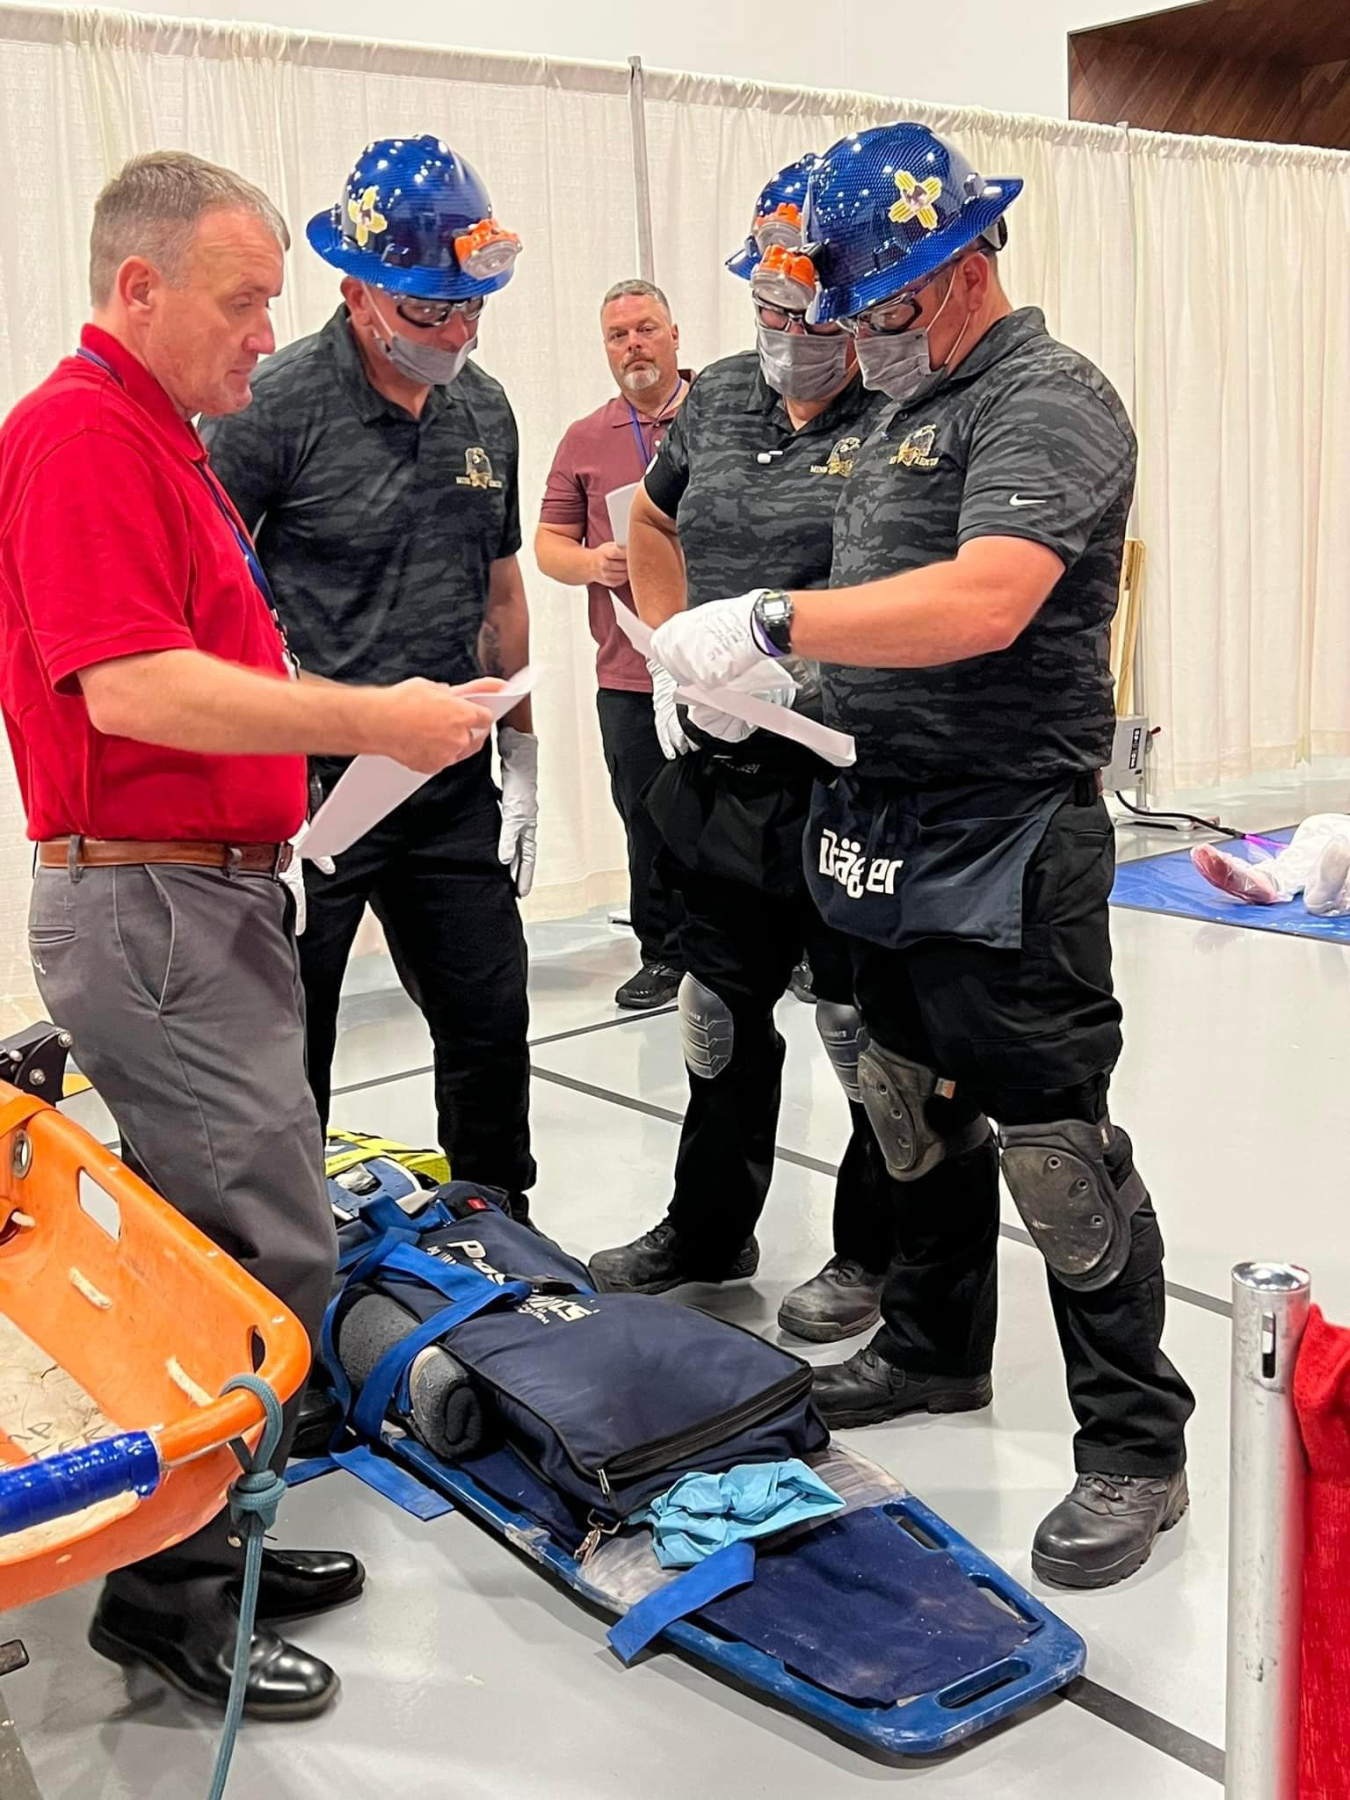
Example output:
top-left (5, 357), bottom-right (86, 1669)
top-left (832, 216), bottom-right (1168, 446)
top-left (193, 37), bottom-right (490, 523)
top-left (394, 294), bottom-right (487, 330)
top-left (841, 249), bottom-right (985, 337)
top-left (838, 292), bottom-right (925, 338)
top-left (753, 299), bottom-right (844, 338)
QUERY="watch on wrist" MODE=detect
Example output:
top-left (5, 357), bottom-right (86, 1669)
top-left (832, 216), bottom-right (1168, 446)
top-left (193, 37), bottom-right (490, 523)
top-left (752, 589), bottom-right (794, 659)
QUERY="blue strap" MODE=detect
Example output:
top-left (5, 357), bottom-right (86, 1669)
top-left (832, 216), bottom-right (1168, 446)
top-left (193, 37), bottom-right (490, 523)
top-left (321, 1233), bottom-right (530, 1451)
top-left (331, 1442), bottom-right (457, 1520)
top-left (607, 1541), bottom-right (757, 1666)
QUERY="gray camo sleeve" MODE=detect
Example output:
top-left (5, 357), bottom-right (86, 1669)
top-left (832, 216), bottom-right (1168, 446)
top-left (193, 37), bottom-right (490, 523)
top-left (956, 372), bottom-right (1137, 568)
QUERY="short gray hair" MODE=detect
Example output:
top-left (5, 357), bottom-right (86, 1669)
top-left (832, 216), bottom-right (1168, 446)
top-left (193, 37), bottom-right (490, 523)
top-left (601, 279), bottom-right (672, 318)
top-left (89, 151), bottom-right (290, 307)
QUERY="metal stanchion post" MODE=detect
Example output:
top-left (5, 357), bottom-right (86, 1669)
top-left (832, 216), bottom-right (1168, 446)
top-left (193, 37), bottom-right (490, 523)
top-left (1226, 1262), bottom-right (1312, 1799)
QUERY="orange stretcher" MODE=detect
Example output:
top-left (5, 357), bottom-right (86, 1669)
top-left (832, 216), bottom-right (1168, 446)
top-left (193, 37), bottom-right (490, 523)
top-left (0, 1061), bottom-right (310, 1608)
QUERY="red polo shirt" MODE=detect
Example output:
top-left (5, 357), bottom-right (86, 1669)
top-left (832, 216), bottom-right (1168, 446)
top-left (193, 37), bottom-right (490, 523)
top-left (0, 326), bottom-right (307, 843)
top-left (539, 374), bottom-right (691, 693)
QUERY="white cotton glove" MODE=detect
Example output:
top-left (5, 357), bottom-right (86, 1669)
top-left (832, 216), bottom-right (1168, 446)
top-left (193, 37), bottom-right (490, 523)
top-left (648, 660), bottom-right (691, 760)
top-left (497, 726), bottom-right (539, 899)
top-left (282, 839), bottom-right (335, 937)
top-left (651, 590), bottom-right (773, 691)
top-left (686, 658), bottom-right (798, 744)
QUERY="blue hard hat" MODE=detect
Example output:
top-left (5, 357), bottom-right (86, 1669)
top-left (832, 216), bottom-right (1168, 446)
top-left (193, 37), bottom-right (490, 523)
top-left (726, 153), bottom-right (819, 280)
top-left (803, 122), bottom-right (1021, 324)
top-left (306, 134), bottom-right (522, 301)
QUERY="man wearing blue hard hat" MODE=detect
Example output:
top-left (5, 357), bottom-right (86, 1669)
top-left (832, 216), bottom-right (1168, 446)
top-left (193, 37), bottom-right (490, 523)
top-left (589, 157), bottom-right (895, 1344)
top-left (203, 136), bottom-right (537, 1218)
top-left (648, 122), bottom-right (1195, 1589)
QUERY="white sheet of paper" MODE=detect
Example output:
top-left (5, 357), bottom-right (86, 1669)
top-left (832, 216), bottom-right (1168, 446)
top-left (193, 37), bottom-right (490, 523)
top-left (610, 598), bottom-right (856, 769)
top-left (604, 481), bottom-right (641, 548)
top-left (296, 666), bottom-right (538, 861)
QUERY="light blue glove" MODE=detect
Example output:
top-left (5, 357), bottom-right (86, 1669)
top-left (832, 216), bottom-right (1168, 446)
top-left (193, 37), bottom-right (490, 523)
top-left (636, 1459), bottom-right (843, 1569)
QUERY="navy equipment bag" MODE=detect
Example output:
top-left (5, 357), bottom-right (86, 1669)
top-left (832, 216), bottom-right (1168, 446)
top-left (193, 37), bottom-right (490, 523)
top-left (324, 1183), bottom-right (828, 1521)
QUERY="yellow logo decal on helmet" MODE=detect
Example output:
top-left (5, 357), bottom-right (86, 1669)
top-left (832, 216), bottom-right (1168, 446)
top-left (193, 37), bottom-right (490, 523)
top-left (348, 185), bottom-right (388, 247)
top-left (888, 170), bottom-right (943, 231)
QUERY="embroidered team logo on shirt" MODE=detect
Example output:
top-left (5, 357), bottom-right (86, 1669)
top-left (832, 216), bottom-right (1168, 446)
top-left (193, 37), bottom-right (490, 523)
top-left (889, 424), bottom-right (939, 470)
top-left (811, 435), bottom-right (862, 478)
top-left (456, 447), bottom-right (503, 490)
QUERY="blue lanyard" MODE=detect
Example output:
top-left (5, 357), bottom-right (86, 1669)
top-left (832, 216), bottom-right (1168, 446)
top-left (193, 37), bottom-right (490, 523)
top-left (75, 346), bottom-right (292, 659)
top-left (626, 377), bottom-right (684, 477)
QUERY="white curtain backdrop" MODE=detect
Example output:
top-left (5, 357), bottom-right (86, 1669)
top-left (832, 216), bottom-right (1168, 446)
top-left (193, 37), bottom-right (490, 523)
top-left (1129, 130), bottom-right (1350, 790)
top-left (0, 6), bottom-right (1348, 1009)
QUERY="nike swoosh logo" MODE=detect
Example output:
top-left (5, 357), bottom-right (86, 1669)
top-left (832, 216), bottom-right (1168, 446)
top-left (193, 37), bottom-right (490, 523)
top-left (1009, 493), bottom-right (1047, 507)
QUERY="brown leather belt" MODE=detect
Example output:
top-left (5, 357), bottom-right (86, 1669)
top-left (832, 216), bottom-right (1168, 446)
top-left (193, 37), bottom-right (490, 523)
top-left (38, 837), bottom-right (292, 876)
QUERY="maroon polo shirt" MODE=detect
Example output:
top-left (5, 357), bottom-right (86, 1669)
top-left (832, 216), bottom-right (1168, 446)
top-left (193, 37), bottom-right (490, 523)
top-left (0, 325), bottom-right (307, 842)
top-left (539, 373), bottom-right (692, 693)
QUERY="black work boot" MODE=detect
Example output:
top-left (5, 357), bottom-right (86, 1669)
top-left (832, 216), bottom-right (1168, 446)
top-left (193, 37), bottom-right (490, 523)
top-left (588, 1219), bottom-right (759, 1294)
top-left (777, 1258), bottom-right (884, 1344)
top-left (810, 1344), bottom-right (993, 1429)
top-left (1033, 1470), bottom-right (1189, 1589)
top-left (614, 962), bottom-right (682, 1010)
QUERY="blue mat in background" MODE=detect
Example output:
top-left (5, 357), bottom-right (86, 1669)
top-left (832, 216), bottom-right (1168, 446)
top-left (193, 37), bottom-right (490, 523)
top-left (1110, 829), bottom-right (1350, 943)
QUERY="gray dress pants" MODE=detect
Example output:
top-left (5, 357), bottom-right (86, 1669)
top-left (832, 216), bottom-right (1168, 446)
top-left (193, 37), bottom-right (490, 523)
top-left (28, 862), bottom-right (337, 1629)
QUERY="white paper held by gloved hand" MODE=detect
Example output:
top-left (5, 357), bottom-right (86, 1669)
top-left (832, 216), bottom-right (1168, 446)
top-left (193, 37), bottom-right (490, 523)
top-left (296, 667), bottom-right (538, 860)
top-left (651, 591), bottom-right (768, 690)
top-left (686, 659), bottom-right (797, 743)
top-left (611, 597), bottom-right (855, 769)
top-left (497, 724), bottom-right (539, 898)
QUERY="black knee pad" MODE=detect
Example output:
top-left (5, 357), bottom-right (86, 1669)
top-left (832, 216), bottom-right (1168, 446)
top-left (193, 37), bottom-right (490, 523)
top-left (857, 1041), bottom-right (990, 1181)
top-left (999, 1118), bottom-right (1147, 1293)
top-left (815, 1000), bottom-right (862, 1103)
top-left (679, 974), bottom-right (734, 1080)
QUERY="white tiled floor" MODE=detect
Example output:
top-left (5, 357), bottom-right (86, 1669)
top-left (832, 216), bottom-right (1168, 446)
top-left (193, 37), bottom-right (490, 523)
top-left (13, 788), bottom-right (1348, 1795)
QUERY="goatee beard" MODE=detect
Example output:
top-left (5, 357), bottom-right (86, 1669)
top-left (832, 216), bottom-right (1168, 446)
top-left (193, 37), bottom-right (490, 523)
top-left (623, 362), bottom-right (662, 393)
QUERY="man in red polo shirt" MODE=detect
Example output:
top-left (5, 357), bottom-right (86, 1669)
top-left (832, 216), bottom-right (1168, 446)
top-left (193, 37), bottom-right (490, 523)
top-left (0, 150), bottom-right (499, 1718)
top-left (536, 280), bottom-right (691, 1009)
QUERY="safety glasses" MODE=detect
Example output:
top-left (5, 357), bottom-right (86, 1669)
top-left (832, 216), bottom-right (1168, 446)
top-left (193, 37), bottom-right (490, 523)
top-left (753, 298), bottom-right (844, 338)
top-left (395, 294), bottom-right (488, 330)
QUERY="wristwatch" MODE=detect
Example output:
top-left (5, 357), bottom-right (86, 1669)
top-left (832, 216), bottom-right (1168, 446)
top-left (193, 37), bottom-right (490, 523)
top-left (751, 589), bottom-right (795, 659)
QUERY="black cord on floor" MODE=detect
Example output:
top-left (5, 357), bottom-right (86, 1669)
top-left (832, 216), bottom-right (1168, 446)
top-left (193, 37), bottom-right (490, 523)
top-left (1112, 791), bottom-right (1235, 837)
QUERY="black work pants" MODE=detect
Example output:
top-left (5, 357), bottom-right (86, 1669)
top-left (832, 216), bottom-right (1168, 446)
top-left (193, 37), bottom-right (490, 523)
top-left (653, 753), bottom-right (893, 1274)
top-left (596, 687), bottom-right (683, 967)
top-left (849, 787), bottom-right (1194, 1476)
top-left (301, 750), bottom-right (535, 1196)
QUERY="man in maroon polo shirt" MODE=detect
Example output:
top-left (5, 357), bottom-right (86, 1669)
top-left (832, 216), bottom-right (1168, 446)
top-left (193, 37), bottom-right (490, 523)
top-left (536, 279), bottom-right (691, 1009)
top-left (0, 150), bottom-right (499, 1718)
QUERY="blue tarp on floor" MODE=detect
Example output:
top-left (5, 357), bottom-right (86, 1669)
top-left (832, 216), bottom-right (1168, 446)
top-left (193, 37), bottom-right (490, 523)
top-left (1110, 830), bottom-right (1350, 944)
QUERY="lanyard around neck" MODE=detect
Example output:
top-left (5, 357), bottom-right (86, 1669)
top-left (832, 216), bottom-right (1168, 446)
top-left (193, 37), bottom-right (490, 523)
top-left (75, 345), bottom-right (293, 662)
top-left (626, 376), bottom-right (684, 476)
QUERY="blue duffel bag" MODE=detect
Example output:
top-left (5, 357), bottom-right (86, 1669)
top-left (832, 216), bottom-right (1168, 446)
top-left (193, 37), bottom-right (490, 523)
top-left (325, 1183), bottom-right (828, 1522)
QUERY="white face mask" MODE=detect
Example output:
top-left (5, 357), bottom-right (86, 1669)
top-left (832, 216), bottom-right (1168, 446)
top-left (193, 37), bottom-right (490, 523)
top-left (854, 270), bottom-right (968, 406)
top-left (369, 293), bottom-right (476, 386)
top-left (755, 321), bottom-right (853, 403)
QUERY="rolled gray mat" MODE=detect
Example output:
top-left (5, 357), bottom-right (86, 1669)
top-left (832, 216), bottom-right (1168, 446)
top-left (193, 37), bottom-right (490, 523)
top-left (337, 1292), bottom-right (487, 1463)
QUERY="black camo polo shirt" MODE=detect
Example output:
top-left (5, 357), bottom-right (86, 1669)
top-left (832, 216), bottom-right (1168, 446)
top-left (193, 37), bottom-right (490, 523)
top-left (200, 306), bottom-right (521, 689)
top-left (825, 308), bottom-right (1136, 783)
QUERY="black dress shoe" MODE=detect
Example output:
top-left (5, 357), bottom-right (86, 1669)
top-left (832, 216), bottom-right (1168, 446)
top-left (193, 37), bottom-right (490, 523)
top-left (244, 1549), bottom-right (366, 1623)
top-left (1032, 1470), bottom-right (1189, 1589)
top-left (614, 962), bottom-right (683, 1010)
top-left (777, 1258), bottom-right (884, 1344)
top-left (810, 1344), bottom-right (993, 1429)
top-left (89, 1593), bottom-right (339, 1720)
top-left (589, 1219), bottom-right (759, 1294)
